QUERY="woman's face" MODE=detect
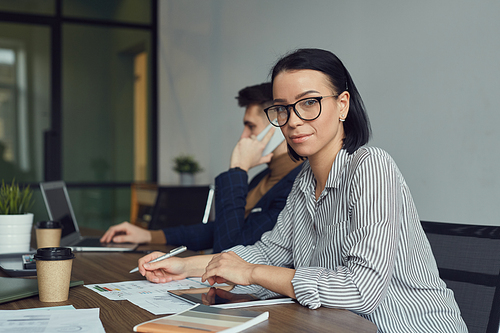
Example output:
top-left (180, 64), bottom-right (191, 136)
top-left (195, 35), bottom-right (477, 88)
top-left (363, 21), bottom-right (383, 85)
top-left (273, 69), bottom-right (349, 162)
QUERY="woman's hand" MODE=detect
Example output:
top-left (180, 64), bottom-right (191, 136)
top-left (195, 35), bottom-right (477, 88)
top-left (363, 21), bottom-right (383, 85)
top-left (138, 251), bottom-right (188, 283)
top-left (201, 251), bottom-right (256, 286)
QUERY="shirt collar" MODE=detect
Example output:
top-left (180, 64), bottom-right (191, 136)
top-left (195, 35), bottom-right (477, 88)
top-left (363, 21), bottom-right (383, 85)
top-left (326, 149), bottom-right (350, 189)
top-left (297, 149), bottom-right (351, 194)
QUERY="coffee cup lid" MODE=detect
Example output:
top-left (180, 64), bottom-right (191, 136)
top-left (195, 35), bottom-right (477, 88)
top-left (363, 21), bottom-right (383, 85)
top-left (34, 247), bottom-right (75, 261)
top-left (36, 220), bottom-right (62, 229)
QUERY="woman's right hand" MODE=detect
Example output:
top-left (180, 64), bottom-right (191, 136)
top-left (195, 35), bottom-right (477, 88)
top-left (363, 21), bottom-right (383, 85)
top-left (138, 251), bottom-right (188, 283)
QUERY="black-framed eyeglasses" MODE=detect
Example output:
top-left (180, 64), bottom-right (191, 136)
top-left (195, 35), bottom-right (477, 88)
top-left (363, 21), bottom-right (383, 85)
top-left (263, 95), bottom-right (337, 127)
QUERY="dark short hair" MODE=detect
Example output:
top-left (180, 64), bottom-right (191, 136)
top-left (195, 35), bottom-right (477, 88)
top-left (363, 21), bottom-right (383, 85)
top-left (270, 48), bottom-right (371, 160)
top-left (236, 82), bottom-right (273, 107)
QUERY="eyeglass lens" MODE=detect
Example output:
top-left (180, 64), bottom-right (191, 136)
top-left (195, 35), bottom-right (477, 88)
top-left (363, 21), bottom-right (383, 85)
top-left (266, 98), bottom-right (322, 127)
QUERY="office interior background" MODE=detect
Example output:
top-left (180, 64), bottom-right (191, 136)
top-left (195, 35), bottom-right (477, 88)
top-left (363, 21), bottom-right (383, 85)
top-left (1, 0), bottom-right (499, 230)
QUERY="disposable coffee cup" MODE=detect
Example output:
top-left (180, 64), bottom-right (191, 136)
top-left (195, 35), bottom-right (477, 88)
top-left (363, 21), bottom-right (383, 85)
top-left (34, 247), bottom-right (75, 302)
top-left (35, 221), bottom-right (62, 249)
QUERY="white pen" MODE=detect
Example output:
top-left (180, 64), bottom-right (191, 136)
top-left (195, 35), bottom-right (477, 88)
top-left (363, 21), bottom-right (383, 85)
top-left (129, 245), bottom-right (187, 273)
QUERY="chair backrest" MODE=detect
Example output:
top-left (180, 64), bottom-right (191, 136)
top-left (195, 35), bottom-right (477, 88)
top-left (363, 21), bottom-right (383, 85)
top-left (130, 183), bottom-right (158, 228)
top-left (148, 185), bottom-right (214, 230)
top-left (421, 221), bottom-right (500, 333)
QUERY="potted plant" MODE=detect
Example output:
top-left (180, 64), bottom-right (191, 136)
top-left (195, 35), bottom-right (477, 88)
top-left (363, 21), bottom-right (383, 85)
top-left (173, 155), bottom-right (203, 186)
top-left (0, 179), bottom-right (34, 254)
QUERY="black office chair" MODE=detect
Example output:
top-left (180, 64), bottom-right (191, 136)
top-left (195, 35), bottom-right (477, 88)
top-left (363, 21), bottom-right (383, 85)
top-left (421, 221), bottom-right (500, 333)
top-left (148, 185), bottom-right (214, 230)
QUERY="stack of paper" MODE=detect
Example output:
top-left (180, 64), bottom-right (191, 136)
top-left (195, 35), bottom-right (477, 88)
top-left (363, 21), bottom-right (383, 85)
top-left (0, 306), bottom-right (105, 333)
top-left (85, 277), bottom-right (219, 315)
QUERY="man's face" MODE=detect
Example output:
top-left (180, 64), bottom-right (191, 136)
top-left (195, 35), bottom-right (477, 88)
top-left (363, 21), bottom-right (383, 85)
top-left (240, 103), bottom-right (269, 139)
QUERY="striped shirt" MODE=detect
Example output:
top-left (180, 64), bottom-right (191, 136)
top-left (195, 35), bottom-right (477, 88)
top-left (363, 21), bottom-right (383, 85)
top-left (228, 147), bottom-right (468, 333)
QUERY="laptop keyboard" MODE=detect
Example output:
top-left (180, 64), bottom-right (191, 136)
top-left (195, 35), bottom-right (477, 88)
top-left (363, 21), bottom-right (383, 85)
top-left (74, 238), bottom-right (102, 247)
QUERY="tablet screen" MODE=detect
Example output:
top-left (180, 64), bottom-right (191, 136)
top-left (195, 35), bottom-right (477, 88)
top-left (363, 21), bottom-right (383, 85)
top-left (168, 285), bottom-right (294, 309)
top-left (171, 287), bottom-right (259, 306)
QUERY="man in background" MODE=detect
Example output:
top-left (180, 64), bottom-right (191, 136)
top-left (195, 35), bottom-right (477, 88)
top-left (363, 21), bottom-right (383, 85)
top-left (101, 83), bottom-right (303, 253)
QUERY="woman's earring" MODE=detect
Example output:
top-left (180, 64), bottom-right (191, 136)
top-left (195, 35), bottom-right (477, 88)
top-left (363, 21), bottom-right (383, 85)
top-left (340, 115), bottom-right (345, 122)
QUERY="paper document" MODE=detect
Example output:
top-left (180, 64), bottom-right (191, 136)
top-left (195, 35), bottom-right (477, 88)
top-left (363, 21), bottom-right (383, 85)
top-left (85, 278), bottom-right (211, 300)
top-left (85, 277), bottom-right (228, 315)
top-left (0, 308), bottom-right (105, 333)
top-left (126, 291), bottom-right (194, 315)
top-left (19, 305), bottom-right (76, 311)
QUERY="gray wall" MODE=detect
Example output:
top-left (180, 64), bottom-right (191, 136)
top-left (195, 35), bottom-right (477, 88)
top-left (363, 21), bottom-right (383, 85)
top-left (158, 0), bottom-right (500, 226)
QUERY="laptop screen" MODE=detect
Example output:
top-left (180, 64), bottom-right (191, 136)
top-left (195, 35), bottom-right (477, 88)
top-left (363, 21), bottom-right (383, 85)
top-left (40, 183), bottom-right (78, 239)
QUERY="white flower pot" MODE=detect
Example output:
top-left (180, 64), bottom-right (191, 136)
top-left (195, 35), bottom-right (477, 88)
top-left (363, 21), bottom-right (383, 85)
top-left (0, 213), bottom-right (34, 254)
top-left (180, 173), bottom-right (195, 186)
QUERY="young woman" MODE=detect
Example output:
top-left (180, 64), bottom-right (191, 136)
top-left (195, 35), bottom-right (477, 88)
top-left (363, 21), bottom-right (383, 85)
top-left (137, 49), bottom-right (467, 332)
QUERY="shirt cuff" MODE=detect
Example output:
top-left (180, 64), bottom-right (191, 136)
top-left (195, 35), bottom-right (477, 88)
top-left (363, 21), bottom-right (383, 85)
top-left (291, 267), bottom-right (321, 309)
top-left (216, 168), bottom-right (248, 192)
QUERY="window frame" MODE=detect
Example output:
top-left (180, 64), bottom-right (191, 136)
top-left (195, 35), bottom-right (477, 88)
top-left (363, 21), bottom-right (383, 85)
top-left (0, 0), bottom-right (158, 187)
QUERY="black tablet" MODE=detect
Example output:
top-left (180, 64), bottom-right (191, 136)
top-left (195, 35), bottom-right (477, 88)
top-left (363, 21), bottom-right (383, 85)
top-left (168, 286), bottom-right (294, 309)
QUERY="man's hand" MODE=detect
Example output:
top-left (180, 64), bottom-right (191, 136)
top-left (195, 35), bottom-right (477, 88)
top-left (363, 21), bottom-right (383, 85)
top-left (230, 126), bottom-right (275, 171)
top-left (100, 221), bottom-right (152, 244)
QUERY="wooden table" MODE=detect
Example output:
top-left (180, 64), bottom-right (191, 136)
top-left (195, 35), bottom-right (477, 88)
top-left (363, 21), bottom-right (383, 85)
top-left (0, 244), bottom-right (377, 333)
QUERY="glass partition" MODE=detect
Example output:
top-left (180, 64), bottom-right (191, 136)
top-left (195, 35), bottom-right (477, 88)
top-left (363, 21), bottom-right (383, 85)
top-left (63, 0), bottom-right (151, 24)
top-left (0, 22), bottom-right (51, 183)
top-left (62, 23), bottom-right (152, 183)
top-left (0, 1), bottom-right (155, 232)
top-left (30, 187), bottom-right (130, 230)
top-left (0, 0), bottom-right (55, 16)
top-left (67, 187), bottom-right (131, 230)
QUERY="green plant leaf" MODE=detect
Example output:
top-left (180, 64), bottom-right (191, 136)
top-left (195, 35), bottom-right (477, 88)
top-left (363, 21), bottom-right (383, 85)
top-left (173, 155), bottom-right (203, 174)
top-left (0, 179), bottom-right (34, 215)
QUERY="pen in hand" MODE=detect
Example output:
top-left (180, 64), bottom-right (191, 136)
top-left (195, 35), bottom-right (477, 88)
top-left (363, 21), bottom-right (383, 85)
top-left (129, 245), bottom-right (187, 274)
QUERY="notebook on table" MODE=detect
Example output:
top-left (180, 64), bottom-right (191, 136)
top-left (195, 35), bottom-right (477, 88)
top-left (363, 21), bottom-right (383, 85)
top-left (133, 304), bottom-right (268, 333)
top-left (0, 276), bottom-right (84, 304)
top-left (39, 181), bottom-right (138, 252)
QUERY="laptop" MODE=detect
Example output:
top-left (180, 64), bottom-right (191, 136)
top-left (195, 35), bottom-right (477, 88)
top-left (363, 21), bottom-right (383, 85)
top-left (39, 181), bottom-right (138, 252)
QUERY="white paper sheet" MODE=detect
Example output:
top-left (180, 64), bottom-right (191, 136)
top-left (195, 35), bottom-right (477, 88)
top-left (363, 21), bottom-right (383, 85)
top-left (85, 278), bottom-right (209, 301)
top-left (126, 292), bottom-right (194, 315)
top-left (84, 277), bottom-right (228, 314)
top-left (18, 305), bottom-right (76, 311)
top-left (0, 308), bottom-right (105, 333)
